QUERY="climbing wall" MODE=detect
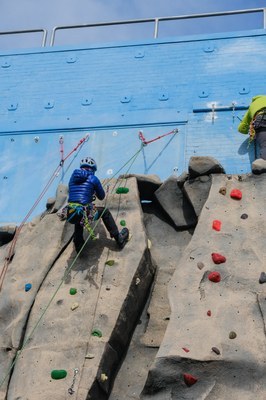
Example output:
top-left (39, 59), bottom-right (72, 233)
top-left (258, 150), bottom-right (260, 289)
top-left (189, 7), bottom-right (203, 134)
top-left (142, 172), bottom-right (266, 399)
top-left (1, 28), bottom-right (266, 223)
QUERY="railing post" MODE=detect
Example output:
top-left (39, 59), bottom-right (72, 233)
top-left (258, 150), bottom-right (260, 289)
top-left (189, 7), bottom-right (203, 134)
top-left (154, 18), bottom-right (159, 38)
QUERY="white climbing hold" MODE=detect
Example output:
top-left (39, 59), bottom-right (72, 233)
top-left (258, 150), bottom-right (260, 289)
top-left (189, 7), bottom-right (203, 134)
top-left (71, 302), bottom-right (79, 311)
top-left (135, 278), bottom-right (141, 286)
top-left (147, 239), bottom-right (152, 249)
top-left (100, 373), bottom-right (108, 382)
top-left (85, 353), bottom-right (95, 359)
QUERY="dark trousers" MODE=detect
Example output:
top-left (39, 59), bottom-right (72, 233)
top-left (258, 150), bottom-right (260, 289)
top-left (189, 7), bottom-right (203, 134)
top-left (255, 129), bottom-right (266, 160)
top-left (74, 206), bottom-right (119, 248)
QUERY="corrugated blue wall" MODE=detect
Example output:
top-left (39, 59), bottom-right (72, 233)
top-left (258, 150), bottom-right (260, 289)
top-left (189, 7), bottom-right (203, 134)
top-left (1, 29), bottom-right (266, 223)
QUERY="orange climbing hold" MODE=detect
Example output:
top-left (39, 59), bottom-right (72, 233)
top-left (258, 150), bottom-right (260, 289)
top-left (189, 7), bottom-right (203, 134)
top-left (208, 271), bottom-right (221, 283)
top-left (183, 373), bottom-right (198, 387)
top-left (211, 253), bottom-right (226, 264)
top-left (230, 189), bottom-right (242, 200)
top-left (212, 220), bottom-right (221, 231)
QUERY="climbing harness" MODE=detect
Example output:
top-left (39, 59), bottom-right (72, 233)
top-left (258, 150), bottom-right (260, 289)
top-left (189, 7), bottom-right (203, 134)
top-left (67, 202), bottom-right (97, 240)
top-left (68, 368), bottom-right (79, 395)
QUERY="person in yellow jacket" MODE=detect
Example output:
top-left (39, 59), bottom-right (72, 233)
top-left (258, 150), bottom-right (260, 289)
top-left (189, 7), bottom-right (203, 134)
top-left (238, 95), bottom-right (266, 174)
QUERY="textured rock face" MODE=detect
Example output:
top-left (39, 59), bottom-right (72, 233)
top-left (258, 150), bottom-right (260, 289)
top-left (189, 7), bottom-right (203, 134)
top-left (142, 173), bottom-right (266, 400)
top-left (0, 167), bottom-right (265, 400)
top-left (188, 156), bottom-right (226, 178)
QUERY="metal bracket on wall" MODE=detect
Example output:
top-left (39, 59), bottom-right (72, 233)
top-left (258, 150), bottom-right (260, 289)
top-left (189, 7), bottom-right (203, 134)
top-left (81, 98), bottom-right (93, 106)
top-left (239, 87), bottom-right (250, 95)
top-left (158, 92), bottom-right (169, 101)
top-left (8, 103), bottom-right (18, 111)
top-left (120, 95), bottom-right (131, 103)
top-left (44, 101), bottom-right (54, 109)
top-left (1, 59), bottom-right (11, 68)
top-left (193, 102), bottom-right (248, 113)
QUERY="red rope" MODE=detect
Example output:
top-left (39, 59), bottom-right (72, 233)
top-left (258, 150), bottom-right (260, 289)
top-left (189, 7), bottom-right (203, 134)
top-left (139, 129), bottom-right (178, 145)
top-left (0, 133), bottom-right (89, 292)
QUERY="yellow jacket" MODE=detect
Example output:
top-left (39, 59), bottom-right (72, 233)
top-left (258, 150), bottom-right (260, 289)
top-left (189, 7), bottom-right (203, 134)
top-left (238, 95), bottom-right (266, 134)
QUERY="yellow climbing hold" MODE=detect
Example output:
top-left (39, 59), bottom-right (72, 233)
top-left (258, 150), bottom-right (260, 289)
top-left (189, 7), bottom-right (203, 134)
top-left (105, 260), bottom-right (115, 266)
top-left (71, 302), bottom-right (79, 311)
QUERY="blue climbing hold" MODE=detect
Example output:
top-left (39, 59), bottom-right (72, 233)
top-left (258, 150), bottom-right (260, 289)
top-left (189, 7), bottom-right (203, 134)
top-left (25, 283), bottom-right (32, 292)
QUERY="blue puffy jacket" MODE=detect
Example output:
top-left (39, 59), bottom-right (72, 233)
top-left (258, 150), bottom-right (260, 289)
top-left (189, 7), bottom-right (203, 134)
top-left (68, 168), bottom-right (105, 205)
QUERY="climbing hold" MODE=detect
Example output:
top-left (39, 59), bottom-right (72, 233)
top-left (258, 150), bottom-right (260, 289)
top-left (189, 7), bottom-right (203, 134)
top-left (207, 310), bottom-right (211, 317)
top-left (240, 213), bottom-right (248, 219)
top-left (147, 239), bottom-right (152, 249)
top-left (51, 370), bottom-right (67, 380)
top-left (91, 329), bottom-right (102, 338)
top-left (100, 373), bottom-right (108, 382)
top-left (212, 347), bottom-right (221, 355)
top-left (69, 288), bottom-right (77, 295)
top-left (183, 373), bottom-right (198, 387)
top-left (219, 187), bottom-right (226, 195)
top-left (230, 189), bottom-right (242, 200)
top-left (208, 272), bottom-right (221, 283)
top-left (85, 353), bottom-right (95, 359)
top-left (229, 331), bottom-right (237, 339)
top-left (105, 260), bottom-right (115, 266)
top-left (25, 283), bottom-right (32, 292)
top-left (197, 261), bottom-right (204, 270)
top-left (259, 272), bottom-right (266, 284)
top-left (182, 347), bottom-right (190, 353)
top-left (212, 220), bottom-right (221, 231)
top-left (211, 253), bottom-right (226, 264)
top-left (116, 187), bottom-right (129, 194)
top-left (135, 277), bottom-right (141, 286)
top-left (120, 220), bottom-right (126, 226)
top-left (71, 302), bottom-right (79, 311)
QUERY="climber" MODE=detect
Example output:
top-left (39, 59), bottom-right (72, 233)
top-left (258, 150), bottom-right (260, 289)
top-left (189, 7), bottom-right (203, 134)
top-left (238, 95), bottom-right (266, 174)
top-left (67, 157), bottom-right (129, 253)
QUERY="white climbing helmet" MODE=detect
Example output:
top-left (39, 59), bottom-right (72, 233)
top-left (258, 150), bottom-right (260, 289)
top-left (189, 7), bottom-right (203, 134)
top-left (80, 157), bottom-right (97, 171)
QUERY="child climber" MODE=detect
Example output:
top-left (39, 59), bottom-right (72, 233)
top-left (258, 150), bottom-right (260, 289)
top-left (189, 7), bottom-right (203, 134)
top-left (67, 157), bottom-right (129, 253)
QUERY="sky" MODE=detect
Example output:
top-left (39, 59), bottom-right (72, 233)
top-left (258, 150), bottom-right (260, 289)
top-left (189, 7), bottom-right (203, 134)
top-left (0, 0), bottom-right (266, 49)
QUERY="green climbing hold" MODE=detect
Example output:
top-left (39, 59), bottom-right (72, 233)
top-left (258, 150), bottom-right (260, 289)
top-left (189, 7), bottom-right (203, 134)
top-left (69, 288), bottom-right (77, 295)
top-left (91, 329), bottom-right (102, 338)
top-left (116, 187), bottom-right (129, 194)
top-left (105, 260), bottom-right (115, 266)
top-left (51, 370), bottom-right (67, 380)
top-left (120, 220), bottom-right (126, 226)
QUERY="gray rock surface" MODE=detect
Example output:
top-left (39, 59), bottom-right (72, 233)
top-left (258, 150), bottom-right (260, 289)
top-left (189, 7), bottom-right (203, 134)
top-left (155, 176), bottom-right (197, 229)
top-left (142, 173), bottom-right (266, 400)
top-left (183, 175), bottom-right (212, 217)
top-left (0, 169), bottom-right (265, 400)
top-left (189, 156), bottom-right (226, 178)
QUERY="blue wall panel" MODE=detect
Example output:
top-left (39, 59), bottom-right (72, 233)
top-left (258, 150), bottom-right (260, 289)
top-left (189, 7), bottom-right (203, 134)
top-left (0, 29), bottom-right (265, 223)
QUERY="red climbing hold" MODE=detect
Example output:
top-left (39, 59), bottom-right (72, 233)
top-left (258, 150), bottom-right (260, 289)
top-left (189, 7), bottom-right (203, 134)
top-left (182, 347), bottom-right (190, 353)
top-left (211, 253), bottom-right (226, 264)
top-left (207, 310), bottom-right (211, 316)
top-left (212, 220), bottom-right (221, 231)
top-left (183, 373), bottom-right (198, 387)
top-left (208, 271), bottom-right (221, 283)
top-left (230, 189), bottom-right (242, 200)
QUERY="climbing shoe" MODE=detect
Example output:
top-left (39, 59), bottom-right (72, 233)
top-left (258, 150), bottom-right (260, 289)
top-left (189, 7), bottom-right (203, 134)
top-left (116, 227), bottom-right (129, 249)
top-left (252, 158), bottom-right (266, 175)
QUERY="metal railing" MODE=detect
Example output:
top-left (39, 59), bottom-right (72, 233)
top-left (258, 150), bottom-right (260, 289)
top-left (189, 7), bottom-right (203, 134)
top-left (0, 8), bottom-right (265, 49)
top-left (0, 28), bottom-right (47, 47)
top-left (50, 8), bottom-right (266, 46)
